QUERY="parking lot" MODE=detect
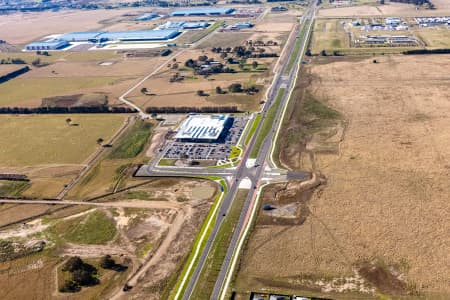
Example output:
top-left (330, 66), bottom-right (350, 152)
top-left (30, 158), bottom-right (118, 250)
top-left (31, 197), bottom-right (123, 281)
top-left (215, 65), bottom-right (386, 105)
top-left (163, 116), bottom-right (247, 161)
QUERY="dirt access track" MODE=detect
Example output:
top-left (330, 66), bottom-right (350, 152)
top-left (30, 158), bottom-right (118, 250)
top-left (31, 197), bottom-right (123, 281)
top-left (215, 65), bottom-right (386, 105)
top-left (236, 54), bottom-right (450, 299)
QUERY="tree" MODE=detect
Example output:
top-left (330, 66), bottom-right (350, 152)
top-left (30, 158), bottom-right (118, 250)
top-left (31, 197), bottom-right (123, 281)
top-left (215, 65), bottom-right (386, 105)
top-left (172, 58), bottom-right (176, 62)
top-left (66, 118), bottom-right (72, 126)
top-left (31, 58), bottom-right (41, 67)
top-left (185, 59), bottom-right (195, 68)
top-left (228, 83), bottom-right (243, 93)
top-left (100, 255), bottom-right (116, 269)
top-left (59, 280), bottom-right (80, 293)
top-left (220, 52), bottom-right (227, 59)
top-left (72, 269), bottom-right (99, 286)
top-left (198, 55), bottom-right (208, 62)
top-left (62, 256), bottom-right (84, 272)
top-left (97, 138), bottom-right (104, 145)
top-left (252, 61), bottom-right (258, 69)
top-left (320, 50), bottom-right (327, 56)
top-left (215, 86), bottom-right (223, 94)
top-left (197, 90), bottom-right (205, 96)
top-left (140, 87), bottom-right (148, 94)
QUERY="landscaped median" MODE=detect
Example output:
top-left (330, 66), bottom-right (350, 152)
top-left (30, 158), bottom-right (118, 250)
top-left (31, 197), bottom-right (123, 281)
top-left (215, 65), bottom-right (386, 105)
top-left (244, 114), bottom-right (262, 146)
top-left (284, 15), bottom-right (313, 75)
top-left (168, 177), bottom-right (227, 300)
top-left (249, 88), bottom-right (285, 159)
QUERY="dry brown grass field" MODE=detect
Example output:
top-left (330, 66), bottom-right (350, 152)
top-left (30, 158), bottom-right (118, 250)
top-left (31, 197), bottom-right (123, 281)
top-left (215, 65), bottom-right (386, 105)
top-left (235, 55), bottom-right (450, 299)
top-left (0, 51), bottom-right (167, 107)
top-left (319, 2), bottom-right (450, 17)
top-left (0, 114), bottom-right (126, 198)
top-left (127, 48), bottom-right (278, 112)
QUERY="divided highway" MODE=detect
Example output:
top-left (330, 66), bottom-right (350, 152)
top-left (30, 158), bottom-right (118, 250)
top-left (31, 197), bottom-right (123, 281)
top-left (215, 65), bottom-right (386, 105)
top-left (133, 1), bottom-right (317, 298)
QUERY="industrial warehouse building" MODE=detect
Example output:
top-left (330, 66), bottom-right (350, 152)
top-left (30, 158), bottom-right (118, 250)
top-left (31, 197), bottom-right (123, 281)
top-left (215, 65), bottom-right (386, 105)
top-left (158, 21), bottom-right (210, 30)
top-left (175, 114), bottom-right (232, 142)
top-left (25, 40), bottom-right (69, 50)
top-left (59, 29), bottom-right (180, 42)
top-left (135, 13), bottom-right (160, 21)
top-left (171, 7), bottom-right (234, 17)
top-left (25, 29), bottom-right (180, 50)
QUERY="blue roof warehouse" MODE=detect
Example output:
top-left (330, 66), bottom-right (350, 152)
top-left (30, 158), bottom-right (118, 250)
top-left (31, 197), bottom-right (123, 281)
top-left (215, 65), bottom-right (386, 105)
top-left (25, 29), bottom-right (181, 50)
top-left (171, 7), bottom-right (234, 17)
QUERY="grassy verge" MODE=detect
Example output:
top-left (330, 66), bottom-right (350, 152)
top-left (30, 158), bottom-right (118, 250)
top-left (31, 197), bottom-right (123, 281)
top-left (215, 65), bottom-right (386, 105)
top-left (108, 121), bottom-right (153, 159)
top-left (168, 178), bottom-right (226, 299)
top-left (158, 158), bottom-right (177, 166)
top-left (249, 88), bottom-right (285, 159)
top-left (244, 114), bottom-right (262, 146)
top-left (189, 190), bottom-right (248, 299)
top-left (229, 146), bottom-right (242, 160)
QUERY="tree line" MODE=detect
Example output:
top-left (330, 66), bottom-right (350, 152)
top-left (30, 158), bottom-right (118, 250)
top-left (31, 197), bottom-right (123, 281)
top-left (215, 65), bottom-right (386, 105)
top-left (145, 106), bottom-right (239, 114)
top-left (0, 174), bottom-right (29, 181)
top-left (0, 66), bottom-right (30, 84)
top-left (403, 48), bottom-right (450, 55)
top-left (0, 106), bottom-right (136, 114)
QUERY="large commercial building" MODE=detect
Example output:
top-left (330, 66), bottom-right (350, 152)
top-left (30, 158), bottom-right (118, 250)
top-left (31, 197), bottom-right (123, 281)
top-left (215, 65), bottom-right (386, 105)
top-left (25, 40), bottom-right (69, 50)
top-left (171, 7), bottom-right (234, 17)
top-left (158, 21), bottom-right (210, 30)
top-left (135, 13), bottom-right (160, 21)
top-left (175, 114), bottom-right (232, 142)
top-left (59, 30), bottom-right (180, 42)
top-left (25, 29), bottom-right (180, 50)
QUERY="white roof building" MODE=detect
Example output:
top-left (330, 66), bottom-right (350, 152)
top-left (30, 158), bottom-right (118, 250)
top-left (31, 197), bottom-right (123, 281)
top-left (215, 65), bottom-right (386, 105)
top-left (175, 114), bottom-right (230, 141)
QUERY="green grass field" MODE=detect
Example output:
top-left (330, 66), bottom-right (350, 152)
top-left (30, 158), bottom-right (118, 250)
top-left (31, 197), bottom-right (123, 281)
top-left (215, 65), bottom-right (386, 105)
top-left (0, 114), bottom-right (125, 166)
top-left (0, 180), bottom-right (30, 197)
top-left (0, 76), bottom-right (119, 107)
top-left (108, 121), bottom-right (153, 159)
top-left (49, 210), bottom-right (117, 245)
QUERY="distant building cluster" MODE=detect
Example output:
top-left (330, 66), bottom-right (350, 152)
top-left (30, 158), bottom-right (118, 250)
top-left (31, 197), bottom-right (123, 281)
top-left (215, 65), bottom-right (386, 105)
top-left (224, 22), bottom-right (254, 31)
top-left (170, 7), bottom-right (235, 17)
top-left (415, 16), bottom-right (450, 27)
top-left (25, 29), bottom-right (180, 51)
top-left (158, 21), bottom-right (210, 30)
top-left (355, 17), bottom-right (408, 31)
top-left (360, 35), bottom-right (418, 46)
top-left (24, 6), bottom-right (238, 51)
top-left (135, 13), bottom-right (160, 21)
top-left (271, 6), bottom-right (288, 12)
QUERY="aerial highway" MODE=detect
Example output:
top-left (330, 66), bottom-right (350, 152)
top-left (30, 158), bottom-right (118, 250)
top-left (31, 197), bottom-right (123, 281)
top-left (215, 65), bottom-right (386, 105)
top-left (131, 1), bottom-right (316, 298)
top-left (209, 2), bottom-right (317, 299)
